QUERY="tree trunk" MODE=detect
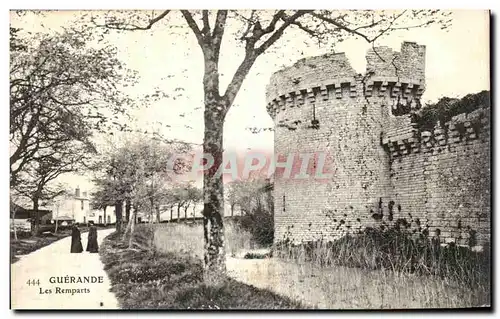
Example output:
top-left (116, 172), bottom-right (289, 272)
top-left (123, 211), bottom-right (133, 239)
top-left (155, 204), bottom-right (161, 223)
top-left (115, 200), bottom-right (123, 234)
top-left (195, 34), bottom-right (256, 283)
top-left (202, 103), bottom-right (226, 284)
top-left (177, 204), bottom-right (181, 222)
top-left (128, 209), bottom-right (137, 248)
top-left (230, 203), bottom-right (234, 217)
top-left (32, 196), bottom-right (40, 236)
top-left (170, 206), bottom-right (173, 223)
top-left (103, 206), bottom-right (107, 226)
top-left (12, 209), bottom-right (18, 240)
top-left (184, 203), bottom-right (189, 221)
top-left (125, 198), bottom-right (131, 223)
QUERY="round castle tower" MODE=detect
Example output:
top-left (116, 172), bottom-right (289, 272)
top-left (266, 42), bottom-right (426, 243)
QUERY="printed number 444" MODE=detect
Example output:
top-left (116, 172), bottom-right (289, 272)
top-left (26, 279), bottom-right (40, 286)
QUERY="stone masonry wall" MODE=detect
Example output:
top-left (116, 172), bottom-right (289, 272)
top-left (267, 41), bottom-right (490, 247)
top-left (382, 108), bottom-right (491, 246)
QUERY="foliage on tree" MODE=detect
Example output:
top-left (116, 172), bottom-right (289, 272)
top-left (415, 90), bottom-right (490, 130)
top-left (226, 178), bottom-right (270, 216)
top-left (9, 25), bottom-right (138, 187)
top-left (227, 178), bottom-right (274, 245)
top-left (12, 143), bottom-right (89, 235)
top-left (91, 136), bottom-right (191, 235)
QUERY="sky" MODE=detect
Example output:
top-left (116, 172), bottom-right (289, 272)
top-left (9, 10), bottom-right (490, 191)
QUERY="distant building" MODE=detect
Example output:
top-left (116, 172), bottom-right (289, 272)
top-left (10, 203), bottom-right (52, 233)
top-left (53, 187), bottom-right (117, 225)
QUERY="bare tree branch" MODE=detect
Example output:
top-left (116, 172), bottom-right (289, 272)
top-left (310, 11), bottom-right (372, 42)
top-left (212, 10), bottom-right (228, 57)
top-left (255, 10), bottom-right (312, 55)
top-left (202, 10), bottom-right (211, 35)
top-left (290, 19), bottom-right (318, 38)
top-left (94, 10), bottom-right (171, 31)
top-left (235, 10), bottom-right (257, 40)
top-left (181, 10), bottom-right (204, 45)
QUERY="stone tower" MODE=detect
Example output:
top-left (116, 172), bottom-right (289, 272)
top-left (266, 42), bottom-right (426, 243)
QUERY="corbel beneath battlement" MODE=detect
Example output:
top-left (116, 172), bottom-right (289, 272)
top-left (409, 137), bottom-right (421, 153)
top-left (416, 84), bottom-right (425, 97)
top-left (286, 93), bottom-right (295, 108)
top-left (365, 81), bottom-right (374, 97)
top-left (421, 131), bottom-right (434, 151)
top-left (320, 86), bottom-right (328, 101)
top-left (403, 83), bottom-right (414, 97)
top-left (270, 99), bottom-right (279, 115)
top-left (278, 96), bottom-right (286, 111)
top-left (307, 88), bottom-right (316, 104)
top-left (433, 126), bottom-right (447, 146)
top-left (379, 81), bottom-right (389, 97)
top-left (348, 82), bottom-right (357, 97)
top-left (334, 83), bottom-right (342, 99)
top-left (388, 141), bottom-right (398, 157)
top-left (447, 123), bottom-right (462, 144)
top-left (464, 121), bottom-right (478, 140)
top-left (391, 82), bottom-right (402, 98)
top-left (397, 140), bottom-right (409, 155)
top-left (296, 90), bottom-right (304, 106)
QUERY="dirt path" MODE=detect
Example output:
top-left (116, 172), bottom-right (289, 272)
top-left (11, 228), bottom-right (119, 310)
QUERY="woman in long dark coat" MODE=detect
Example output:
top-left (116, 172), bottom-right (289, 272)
top-left (70, 224), bottom-right (83, 253)
top-left (86, 224), bottom-right (98, 253)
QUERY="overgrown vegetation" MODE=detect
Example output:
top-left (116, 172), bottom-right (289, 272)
top-left (236, 207), bottom-right (274, 247)
top-left (227, 178), bottom-right (274, 247)
top-left (274, 223), bottom-right (490, 306)
top-left (415, 90), bottom-right (490, 130)
top-left (101, 225), bottom-right (304, 309)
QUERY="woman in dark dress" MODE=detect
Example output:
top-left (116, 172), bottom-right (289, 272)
top-left (70, 224), bottom-right (83, 253)
top-left (86, 224), bottom-right (99, 253)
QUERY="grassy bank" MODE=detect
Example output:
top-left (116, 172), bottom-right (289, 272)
top-left (100, 225), bottom-right (304, 309)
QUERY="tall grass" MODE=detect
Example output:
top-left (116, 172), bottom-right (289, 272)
top-left (226, 257), bottom-right (489, 309)
top-left (271, 226), bottom-right (490, 308)
top-left (147, 221), bottom-right (489, 308)
top-left (153, 220), bottom-right (258, 259)
top-left (274, 227), bottom-right (490, 287)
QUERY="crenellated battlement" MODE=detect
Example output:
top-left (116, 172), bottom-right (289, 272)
top-left (382, 107), bottom-right (490, 159)
top-left (266, 42), bottom-right (426, 120)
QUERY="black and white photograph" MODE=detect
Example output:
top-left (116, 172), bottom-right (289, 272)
top-left (9, 8), bottom-right (491, 310)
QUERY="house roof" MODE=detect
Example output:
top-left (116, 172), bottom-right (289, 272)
top-left (10, 202), bottom-right (27, 213)
top-left (55, 216), bottom-right (75, 221)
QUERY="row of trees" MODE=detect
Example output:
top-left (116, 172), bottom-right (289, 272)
top-left (89, 135), bottom-right (201, 245)
top-left (226, 178), bottom-right (272, 216)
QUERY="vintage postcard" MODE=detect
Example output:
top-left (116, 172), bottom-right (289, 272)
top-left (9, 9), bottom-right (491, 310)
